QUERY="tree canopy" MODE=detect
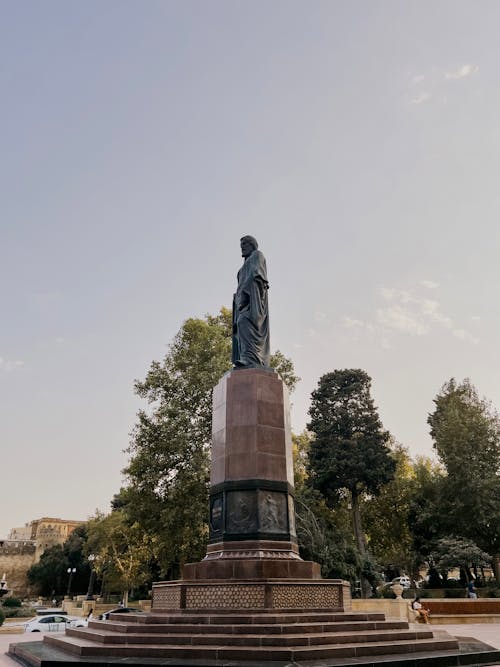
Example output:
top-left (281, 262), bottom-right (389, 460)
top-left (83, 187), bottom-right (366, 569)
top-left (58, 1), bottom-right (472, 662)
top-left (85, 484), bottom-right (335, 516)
top-left (428, 378), bottom-right (500, 560)
top-left (307, 369), bottom-right (395, 596)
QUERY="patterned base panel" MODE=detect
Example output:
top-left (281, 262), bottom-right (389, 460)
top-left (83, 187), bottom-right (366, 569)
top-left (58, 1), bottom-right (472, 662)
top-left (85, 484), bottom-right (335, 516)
top-left (152, 580), bottom-right (350, 611)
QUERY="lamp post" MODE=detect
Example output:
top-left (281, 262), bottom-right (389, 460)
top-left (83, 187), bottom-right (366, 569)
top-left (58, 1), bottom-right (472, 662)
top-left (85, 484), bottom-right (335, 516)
top-left (86, 554), bottom-right (96, 601)
top-left (66, 567), bottom-right (76, 598)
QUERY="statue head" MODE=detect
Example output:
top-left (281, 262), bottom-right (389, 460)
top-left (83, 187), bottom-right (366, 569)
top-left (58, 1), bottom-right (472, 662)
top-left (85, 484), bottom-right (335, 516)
top-left (240, 235), bottom-right (258, 258)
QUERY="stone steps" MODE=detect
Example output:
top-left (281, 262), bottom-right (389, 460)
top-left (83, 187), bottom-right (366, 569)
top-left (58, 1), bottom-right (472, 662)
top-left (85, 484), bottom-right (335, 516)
top-left (45, 633), bottom-right (459, 661)
top-left (90, 617), bottom-right (409, 634)
top-left (136, 609), bottom-right (387, 624)
top-left (37, 609), bottom-right (459, 663)
top-left (64, 626), bottom-right (435, 647)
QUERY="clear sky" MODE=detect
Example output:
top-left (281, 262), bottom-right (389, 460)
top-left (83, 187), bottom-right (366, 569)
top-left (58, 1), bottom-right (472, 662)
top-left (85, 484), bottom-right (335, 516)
top-left (2, 0), bottom-right (500, 538)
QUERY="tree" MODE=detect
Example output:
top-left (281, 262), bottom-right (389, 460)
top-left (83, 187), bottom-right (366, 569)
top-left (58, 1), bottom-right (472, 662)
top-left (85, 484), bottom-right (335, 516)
top-left (86, 511), bottom-right (153, 606)
top-left (295, 485), bottom-right (359, 582)
top-left (428, 378), bottom-right (500, 564)
top-left (27, 545), bottom-right (68, 597)
top-left (429, 378), bottom-right (500, 477)
top-left (406, 456), bottom-right (447, 565)
top-left (432, 537), bottom-right (491, 584)
top-left (62, 524), bottom-right (92, 595)
top-left (362, 441), bottom-right (418, 579)
top-left (123, 308), bottom-right (298, 578)
top-left (307, 369), bottom-right (395, 597)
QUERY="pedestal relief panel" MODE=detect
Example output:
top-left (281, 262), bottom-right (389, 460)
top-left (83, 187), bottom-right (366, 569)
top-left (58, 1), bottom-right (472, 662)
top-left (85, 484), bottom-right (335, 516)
top-left (226, 491), bottom-right (258, 533)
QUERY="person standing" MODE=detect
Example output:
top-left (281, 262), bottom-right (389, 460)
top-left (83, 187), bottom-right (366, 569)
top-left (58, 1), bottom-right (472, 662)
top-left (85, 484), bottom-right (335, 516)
top-left (467, 580), bottom-right (478, 599)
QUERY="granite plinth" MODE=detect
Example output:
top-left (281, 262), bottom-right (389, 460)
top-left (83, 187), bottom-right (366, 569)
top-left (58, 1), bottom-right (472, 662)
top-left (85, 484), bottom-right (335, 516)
top-left (209, 369), bottom-right (297, 555)
top-left (182, 557), bottom-right (320, 580)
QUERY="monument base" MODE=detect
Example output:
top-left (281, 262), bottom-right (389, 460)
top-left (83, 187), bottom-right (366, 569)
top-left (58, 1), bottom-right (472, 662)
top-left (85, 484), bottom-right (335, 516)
top-left (152, 577), bottom-right (348, 611)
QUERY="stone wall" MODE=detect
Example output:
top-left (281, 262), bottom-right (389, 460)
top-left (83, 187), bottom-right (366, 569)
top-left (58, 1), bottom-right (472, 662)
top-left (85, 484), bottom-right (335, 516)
top-left (0, 540), bottom-right (36, 597)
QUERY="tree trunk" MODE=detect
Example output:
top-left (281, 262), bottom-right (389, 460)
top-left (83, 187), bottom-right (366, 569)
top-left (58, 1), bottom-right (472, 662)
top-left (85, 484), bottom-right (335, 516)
top-left (122, 590), bottom-right (129, 607)
top-left (493, 556), bottom-right (500, 583)
top-left (351, 490), bottom-right (371, 598)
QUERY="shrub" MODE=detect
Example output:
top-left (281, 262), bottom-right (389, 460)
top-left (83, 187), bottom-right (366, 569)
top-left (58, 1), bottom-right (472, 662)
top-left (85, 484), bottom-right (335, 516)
top-left (444, 588), bottom-right (466, 598)
top-left (485, 587), bottom-right (500, 598)
top-left (380, 587), bottom-right (396, 599)
top-left (2, 596), bottom-right (22, 608)
top-left (2, 606), bottom-right (36, 618)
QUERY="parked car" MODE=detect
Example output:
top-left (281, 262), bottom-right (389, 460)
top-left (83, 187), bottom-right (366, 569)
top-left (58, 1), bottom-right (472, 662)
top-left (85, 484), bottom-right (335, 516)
top-left (67, 617), bottom-right (89, 628)
top-left (101, 607), bottom-right (144, 620)
top-left (24, 614), bottom-right (77, 633)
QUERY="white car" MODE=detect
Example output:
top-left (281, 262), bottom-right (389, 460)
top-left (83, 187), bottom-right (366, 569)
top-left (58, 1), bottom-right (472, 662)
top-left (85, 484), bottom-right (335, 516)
top-left (68, 617), bottom-right (88, 628)
top-left (24, 614), bottom-right (78, 633)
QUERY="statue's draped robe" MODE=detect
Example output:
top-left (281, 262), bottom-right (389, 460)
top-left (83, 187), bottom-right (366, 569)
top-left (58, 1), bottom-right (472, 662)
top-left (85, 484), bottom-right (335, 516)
top-left (232, 249), bottom-right (270, 368)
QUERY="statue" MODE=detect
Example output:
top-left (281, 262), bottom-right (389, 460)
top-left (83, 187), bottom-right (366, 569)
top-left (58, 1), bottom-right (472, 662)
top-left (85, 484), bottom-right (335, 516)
top-left (232, 236), bottom-right (270, 368)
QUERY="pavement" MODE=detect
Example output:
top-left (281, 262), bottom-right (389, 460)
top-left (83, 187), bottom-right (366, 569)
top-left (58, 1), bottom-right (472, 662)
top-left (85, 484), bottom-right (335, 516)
top-left (0, 624), bottom-right (500, 666)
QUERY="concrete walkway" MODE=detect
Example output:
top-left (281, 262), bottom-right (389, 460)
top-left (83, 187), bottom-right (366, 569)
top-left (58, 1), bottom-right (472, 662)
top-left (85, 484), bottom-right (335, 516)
top-left (0, 623), bottom-right (499, 666)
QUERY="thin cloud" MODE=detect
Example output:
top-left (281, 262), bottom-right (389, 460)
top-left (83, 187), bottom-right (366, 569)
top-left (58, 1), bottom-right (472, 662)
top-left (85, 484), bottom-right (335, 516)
top-left (453, 329), bottom-right (479, 345)
top-left (0, 358), bottom-right (25, 371)
top-left (342, 316), bottom-right (364, 329)
top-left (410, 92), bottom-right (431, 105)
top-left (412, 74), bottom-right (425, 84)
top-left (342, 282), bottom-right (478, 347)
top-left (314, 311), bottom-right (327, 322)
top-left (444, 64), bottom-right (479, 80)
top-left (419, 279), bottom-right (439, 289)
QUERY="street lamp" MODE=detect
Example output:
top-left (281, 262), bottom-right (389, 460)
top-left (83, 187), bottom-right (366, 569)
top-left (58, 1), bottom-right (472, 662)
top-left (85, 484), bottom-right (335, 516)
top-left (66, 567), bottom-right (76, 597)
top-left (86, 554), bottom-right (96, 601)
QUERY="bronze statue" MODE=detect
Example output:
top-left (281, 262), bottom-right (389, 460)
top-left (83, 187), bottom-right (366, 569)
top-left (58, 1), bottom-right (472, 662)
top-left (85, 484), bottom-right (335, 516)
top-left (232, 236), bottom-right (270, 368)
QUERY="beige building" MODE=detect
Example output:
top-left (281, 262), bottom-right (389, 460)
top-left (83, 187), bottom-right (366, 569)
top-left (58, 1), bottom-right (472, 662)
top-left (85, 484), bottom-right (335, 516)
top-left (2, 517), bottom-right (84, 596)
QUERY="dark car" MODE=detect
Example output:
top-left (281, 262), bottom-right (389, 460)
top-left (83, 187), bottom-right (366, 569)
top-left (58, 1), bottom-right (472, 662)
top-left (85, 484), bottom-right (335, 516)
top-left (100, 607), bottom-right (144, 620)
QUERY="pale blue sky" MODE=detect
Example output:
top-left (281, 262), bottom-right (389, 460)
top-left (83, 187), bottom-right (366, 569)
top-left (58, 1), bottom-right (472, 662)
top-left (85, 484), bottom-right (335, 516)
top-left (2, 0), bottom-right (500, 537)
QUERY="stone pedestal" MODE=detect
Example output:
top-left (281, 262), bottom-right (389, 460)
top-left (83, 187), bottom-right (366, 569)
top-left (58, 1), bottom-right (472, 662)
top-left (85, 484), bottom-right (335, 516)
top-left (208, 368), bottom-right (296, 558)
top-left (152, 368), bottom-right (347, 611)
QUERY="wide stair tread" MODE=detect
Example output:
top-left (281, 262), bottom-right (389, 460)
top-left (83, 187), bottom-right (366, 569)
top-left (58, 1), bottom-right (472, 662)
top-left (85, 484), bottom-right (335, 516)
top-left (138, 610), bottom-right (387, 624)
top-left (46, 633), bottom-right (458, 660)
top-left (67, 626), bottom-right (434, 647)
top-left (91, 618), bottom-right (409, 634)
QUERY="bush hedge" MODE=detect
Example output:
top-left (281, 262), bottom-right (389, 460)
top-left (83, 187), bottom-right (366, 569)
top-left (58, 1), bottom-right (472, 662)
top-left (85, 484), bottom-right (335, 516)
top-left (1, 596), bottom-right (22, 608)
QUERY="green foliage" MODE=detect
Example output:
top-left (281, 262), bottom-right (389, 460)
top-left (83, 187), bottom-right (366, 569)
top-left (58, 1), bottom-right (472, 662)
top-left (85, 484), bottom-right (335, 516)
top-left (362, 442), bottom-right (418, 577)
top-left (86, 511), bottom-right (153, 604)
top-left (428, 378), bottom-right (500, 557)
top-left (2, 606), bottom-right (36, 618)
top-left (26, 525), bottom-right (92, 597)
top-left (307, 369), bottom-right (395, 596)
top-left (123, 308), bottom-right (298, 578)
top-left (292, 431), bottom-right (312, 489)
top-left (432, 536), bottom-right (491, 582)
top-left (429, 378), bottom-right (500, 475)
top-left (294, 485), bottom-right (359, 581)
top-left (1, 596), bottom-right (21, 608)
top-left (63, 524), bottom-right (92, 594)
top-left (308, 369), bottom-right (395, 504)
top-left (407, 457), bottom-right (446, 561)
top-left (27, 544), bottom-right (68, 596)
